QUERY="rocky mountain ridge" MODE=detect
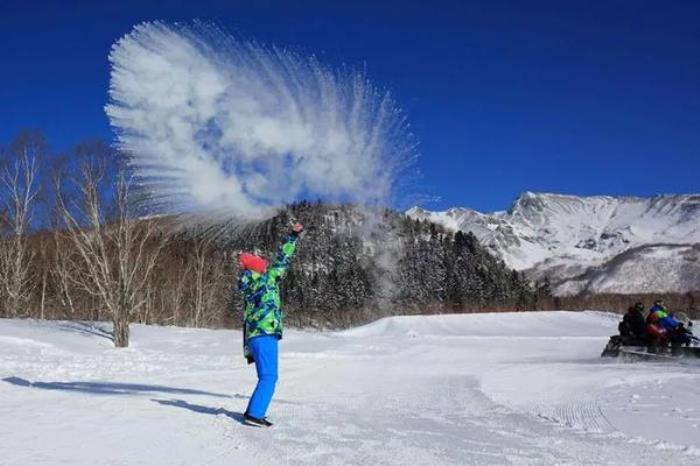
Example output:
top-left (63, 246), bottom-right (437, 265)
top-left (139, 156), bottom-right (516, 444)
top-left (407, 193), bottom-right (700, 295)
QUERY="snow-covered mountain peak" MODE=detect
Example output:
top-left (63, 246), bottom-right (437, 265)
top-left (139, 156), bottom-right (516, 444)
top-left (407, 192), bottom-right (700, 295)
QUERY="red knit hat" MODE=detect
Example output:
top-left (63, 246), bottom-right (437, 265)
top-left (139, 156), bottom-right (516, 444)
top-left (239, 253), bottom-right (268, 274)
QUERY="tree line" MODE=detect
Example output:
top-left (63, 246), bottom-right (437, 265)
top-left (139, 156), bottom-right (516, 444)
top-left (0, 130), bottom-right (553, 347)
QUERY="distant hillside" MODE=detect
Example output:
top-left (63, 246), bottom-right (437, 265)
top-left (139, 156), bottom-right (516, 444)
top-left (408, 193), bottom-right (700, 296)
top-left (225, 202), bottom-right (539, 327)
top-left (5, 202), bottom-right (539, 328)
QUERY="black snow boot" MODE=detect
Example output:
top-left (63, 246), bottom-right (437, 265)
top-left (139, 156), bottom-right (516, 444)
top-left (243, 412), bottom-right (272, 428)
top-left (259, 417), bottom-right (273, 427)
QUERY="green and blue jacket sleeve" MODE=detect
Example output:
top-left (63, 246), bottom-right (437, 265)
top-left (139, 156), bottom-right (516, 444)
top-left (268, 232), bottom-right (299, 281)
top-left (238, 269), bottom-right (254, 292)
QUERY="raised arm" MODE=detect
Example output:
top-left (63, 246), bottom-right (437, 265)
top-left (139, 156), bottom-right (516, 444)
top-left (268, 223), bottom-right (303, 281)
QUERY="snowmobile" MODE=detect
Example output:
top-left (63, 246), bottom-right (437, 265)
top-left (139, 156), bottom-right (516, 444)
top-left (601, 313), bottom-right (700, 360)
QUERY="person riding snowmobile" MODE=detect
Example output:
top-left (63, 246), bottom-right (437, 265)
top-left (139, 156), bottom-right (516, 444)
top-left (237, 221), bottom-right (303, 427)
top-left (647, 301), bottom-right (692, 348)
top-left (646, 301), bottom-right (669, 348)
top-left (602, 302), bottom-right (698, 358)
top-left (619, 302), bottom-right (647, 341)
top-left (614, 302), bottom-right (649, 347)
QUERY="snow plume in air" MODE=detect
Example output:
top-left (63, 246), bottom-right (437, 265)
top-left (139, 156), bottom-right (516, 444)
top-left (106, 21), bottom-right (416, 222)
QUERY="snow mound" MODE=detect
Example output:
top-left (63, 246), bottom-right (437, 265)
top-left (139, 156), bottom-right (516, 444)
top-left (338, 311), bottom-right (618, 338)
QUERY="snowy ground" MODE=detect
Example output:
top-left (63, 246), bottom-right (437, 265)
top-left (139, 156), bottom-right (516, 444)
top-left (1, 311), bottom-right (699, 465)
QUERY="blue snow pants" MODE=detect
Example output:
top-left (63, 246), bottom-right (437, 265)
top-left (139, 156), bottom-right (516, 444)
top-left (246, 335), bottom-right (279, 419)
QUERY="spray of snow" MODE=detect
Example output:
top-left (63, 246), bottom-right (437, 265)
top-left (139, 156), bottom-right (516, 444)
top-left (106, 21), bottom-right (416, 222)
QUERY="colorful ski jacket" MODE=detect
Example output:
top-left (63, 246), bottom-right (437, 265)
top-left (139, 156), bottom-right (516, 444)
top-left (647, 304), bottom-right (680, 330)
top-left (239, 232), bottom-right (299, 357)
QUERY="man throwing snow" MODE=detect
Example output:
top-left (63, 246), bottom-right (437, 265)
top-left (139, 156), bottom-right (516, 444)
top-left (238, 222), bottom-right (303, 427)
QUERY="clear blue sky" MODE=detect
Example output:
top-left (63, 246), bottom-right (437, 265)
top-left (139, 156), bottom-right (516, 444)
top-left (1, 0), bottom-right (698, 211)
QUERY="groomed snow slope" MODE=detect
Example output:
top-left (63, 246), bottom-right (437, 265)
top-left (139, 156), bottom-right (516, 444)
top-left (1, 312), bottom-right (699, 465)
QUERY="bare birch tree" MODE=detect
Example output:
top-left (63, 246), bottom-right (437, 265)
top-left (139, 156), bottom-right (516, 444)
top-left (57, 152), bottom-right (164, 347)
top-left (36, 233), bottom-right (51, 319)
top-left (51, 229), bottom-right (77, 316)
top-left (191, 235), bottom-right (213, 327)
top-left (0, 133), bottom-right (41, 316)
top-left (157, 252), bottom-right (191, 326)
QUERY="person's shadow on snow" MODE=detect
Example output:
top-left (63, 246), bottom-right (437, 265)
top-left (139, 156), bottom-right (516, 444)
top-left (152, 398), bottom-right (246, 424)
top-left (3, 377), bottom-right (300, 407)
top-left (2, 377), bottom-right (231, 398)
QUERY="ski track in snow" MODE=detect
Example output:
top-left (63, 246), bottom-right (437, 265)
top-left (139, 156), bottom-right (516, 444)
top-left (1, 311), bottom-right (699, 465)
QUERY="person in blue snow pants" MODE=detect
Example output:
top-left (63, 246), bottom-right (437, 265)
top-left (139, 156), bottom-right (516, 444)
top-left (246, 335), bottom-right (279, 419)
top-left (237, 221), bottom-right (303, 427)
